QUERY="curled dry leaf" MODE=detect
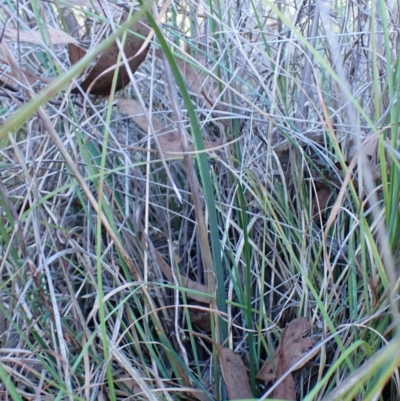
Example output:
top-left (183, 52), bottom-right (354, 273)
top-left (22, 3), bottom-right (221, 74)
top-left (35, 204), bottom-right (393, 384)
top-left (257, 317), bottom-right (317, 382)
top-left (4, 27), bottom-right (79, 45)
top-left (71, 19), bottom-right (150, 96)
top-left (189, 390), bottom-right (212, 401)
top-left (116, 98), bottom-right (162, 131)
top-left (348, 133), bottom-right (379, 162)
top-left (217, 345), bottom-right (254, 400)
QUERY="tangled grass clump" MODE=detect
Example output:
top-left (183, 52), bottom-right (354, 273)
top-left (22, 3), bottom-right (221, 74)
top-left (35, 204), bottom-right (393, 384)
top-left (0, 0), bottom-right (399, 400)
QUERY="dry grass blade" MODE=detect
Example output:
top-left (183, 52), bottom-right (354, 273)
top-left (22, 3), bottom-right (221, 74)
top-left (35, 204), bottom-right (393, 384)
top-left (1, 0), bottom-right (399, 400)
top-left (72, 18), bottom-right (150, 95)
top-left (52, 0), bottom-right (117, 10)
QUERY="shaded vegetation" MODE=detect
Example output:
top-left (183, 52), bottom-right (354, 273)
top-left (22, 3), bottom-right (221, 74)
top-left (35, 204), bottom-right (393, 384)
top-left (0, 0), bottom-right (399, 400)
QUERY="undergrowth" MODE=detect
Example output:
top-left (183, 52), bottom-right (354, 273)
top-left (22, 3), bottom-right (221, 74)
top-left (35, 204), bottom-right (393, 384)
top-left (0, 0), bottom-right (399, 400)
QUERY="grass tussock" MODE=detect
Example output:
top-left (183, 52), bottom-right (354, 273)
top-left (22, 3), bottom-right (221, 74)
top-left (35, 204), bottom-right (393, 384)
top-left (0, 0), bottom-right (399, 400)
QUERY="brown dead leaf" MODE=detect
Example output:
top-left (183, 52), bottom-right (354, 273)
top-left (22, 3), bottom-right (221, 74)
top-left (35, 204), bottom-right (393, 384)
top-left (217, 345), bottom-right (254, 400)
top-left (157, 129), bottom-right (184, 155)
top-left (272, 347), bottom-right (296, 401)
top-left (4, 27), bottom-right (79, 45)
top-left (154, 248), bottom-right (211, 304)
top-left (257, 317), bottom-right (317, 382)
top-left (71, 18), bottom-right (150, 96)
top-left (282, 317), bottom-right (316, 368)
top-left (189, 307), bottom-right (211, 333)
top-left (312, 187), bottom-right (330, 220)
top-left (68, 43), bottom-right (87, 65)
top-left (256, 348), bottom-right (280, 382)
top-left (189, 333), bottom-right (252, 400)
top-left (348, 134), bottom-right (379, 162)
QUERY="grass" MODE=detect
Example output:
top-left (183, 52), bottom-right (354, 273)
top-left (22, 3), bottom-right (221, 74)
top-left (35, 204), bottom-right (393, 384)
top-left (0, 0), bottom-right (399, 400)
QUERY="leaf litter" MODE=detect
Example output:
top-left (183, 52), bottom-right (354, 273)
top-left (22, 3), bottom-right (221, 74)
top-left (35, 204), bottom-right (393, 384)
top-left (217, 345), bottom-right (254, 400)
top-left (154, 247), bottom-right (211, 304)
top-left (4, 26), bottom-right (80, 45)
top-left (116, 97), bottom-right (221, 157)
top-left (273, 338), bottom-right (297, 401)
top-left (191, 333), bottom-right (254, 400)
top-left (257, 317), bottom-right (318, 400)
top-left (71, 17), bottom-right (151, 96)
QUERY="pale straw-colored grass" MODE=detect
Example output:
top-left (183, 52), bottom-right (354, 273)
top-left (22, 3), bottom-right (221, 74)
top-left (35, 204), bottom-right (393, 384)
top-left (0, 0), bottom-right (399, 400)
